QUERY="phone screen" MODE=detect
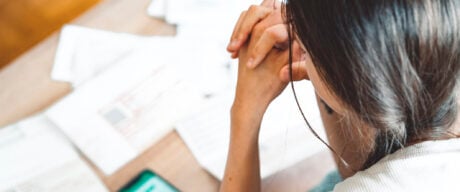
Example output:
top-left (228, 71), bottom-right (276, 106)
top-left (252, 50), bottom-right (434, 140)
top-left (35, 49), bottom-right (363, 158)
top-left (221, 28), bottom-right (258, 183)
top-left (119, 169), bottom-right (179, 192)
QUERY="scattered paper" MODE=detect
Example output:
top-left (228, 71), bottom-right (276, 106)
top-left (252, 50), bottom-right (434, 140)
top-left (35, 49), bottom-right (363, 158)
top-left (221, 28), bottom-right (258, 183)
top-left (171, 35), bottom-right (234, 96)
top-left (47, 44), bottom-right (206, 175)
top-left (148, 0), bottom-right (233, 24)
top-left (148, 0), bottom-right (261, 43)
top-left (49, 24), bottom-right (238, 176)
top-left (176, 81), bottom-right (327, 179)
top-left (53, 25), bottom-right (156, 87)
top-left (52, 25), bottom-right (235, 96)
top-left (45, 0), bottom-right (327, 181)
top-left (0, 115), bottom-right (108, 192)
top-left (147, 0), bottom-right (263, 96)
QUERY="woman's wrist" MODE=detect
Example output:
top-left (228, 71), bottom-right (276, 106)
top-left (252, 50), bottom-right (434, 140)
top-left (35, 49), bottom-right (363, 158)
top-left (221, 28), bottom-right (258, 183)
top-left (230, 101), bottom-right (268, 139)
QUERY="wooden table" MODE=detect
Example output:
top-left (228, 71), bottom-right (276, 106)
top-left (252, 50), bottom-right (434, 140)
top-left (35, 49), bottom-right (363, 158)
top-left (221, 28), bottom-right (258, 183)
top-left (0, 0), bottom-right (336, 191)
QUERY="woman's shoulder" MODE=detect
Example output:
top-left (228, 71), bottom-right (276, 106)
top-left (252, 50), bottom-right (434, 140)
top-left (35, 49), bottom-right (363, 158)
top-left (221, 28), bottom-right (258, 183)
top-left (334, 138), bottom-right (460, 191)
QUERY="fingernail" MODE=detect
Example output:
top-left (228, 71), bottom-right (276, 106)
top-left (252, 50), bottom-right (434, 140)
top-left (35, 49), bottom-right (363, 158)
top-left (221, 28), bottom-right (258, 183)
top-left (231, 52), bottom-right (237, 59)
top-left (230, 40), bottom-right (239, 48)
top-left (227, 42), bottom-right (234, 50)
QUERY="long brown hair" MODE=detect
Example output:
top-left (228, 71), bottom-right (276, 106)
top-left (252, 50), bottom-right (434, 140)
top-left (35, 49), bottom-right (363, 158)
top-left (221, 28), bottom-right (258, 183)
top-left (285, 0), bottom-right (460, 170)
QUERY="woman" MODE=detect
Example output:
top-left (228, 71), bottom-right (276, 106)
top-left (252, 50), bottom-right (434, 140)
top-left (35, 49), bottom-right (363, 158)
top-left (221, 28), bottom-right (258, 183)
top-left (220, 0), bottom-right (460, 191)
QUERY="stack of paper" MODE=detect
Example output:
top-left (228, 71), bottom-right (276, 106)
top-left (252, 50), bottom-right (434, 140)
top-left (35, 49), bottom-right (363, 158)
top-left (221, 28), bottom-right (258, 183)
top-left (47, 23), bottom-right (243, 175)
top-left (0, 115), bottom-right (108, 192)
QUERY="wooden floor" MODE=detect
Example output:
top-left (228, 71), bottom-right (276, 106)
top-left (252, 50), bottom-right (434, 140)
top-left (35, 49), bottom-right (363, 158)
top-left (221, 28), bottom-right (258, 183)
top-left (0, 0), bottom-right (100, 69)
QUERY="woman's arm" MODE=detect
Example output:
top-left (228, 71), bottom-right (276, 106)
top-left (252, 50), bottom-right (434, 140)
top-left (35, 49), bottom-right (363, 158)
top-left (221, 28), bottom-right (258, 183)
top-left (219, 104), bottom-right (264, 192)
top-left (220, 2), bottom-right (305, 191)
top-left (219, 34), bottom-right (290, 192)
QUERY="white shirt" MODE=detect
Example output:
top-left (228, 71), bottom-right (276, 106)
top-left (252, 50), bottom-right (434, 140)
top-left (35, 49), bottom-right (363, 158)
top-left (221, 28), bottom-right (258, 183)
top-left (334, 138), bottom-right (460, 191)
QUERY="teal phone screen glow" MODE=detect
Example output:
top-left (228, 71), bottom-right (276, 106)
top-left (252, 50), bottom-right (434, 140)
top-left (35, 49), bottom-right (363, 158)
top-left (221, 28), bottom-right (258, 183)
top-left (119, 170), bottom-right (179, 192)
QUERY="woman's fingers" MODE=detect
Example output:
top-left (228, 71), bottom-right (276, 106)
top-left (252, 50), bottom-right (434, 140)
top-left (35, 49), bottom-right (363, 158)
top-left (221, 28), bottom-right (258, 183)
top-left (260, 0), bottom-right (275, 7)
top-left (247, 24), bottom-right (288, 68)
top-left (261, 0), bottom-right (281, 8)
top-left (227, 5), bottom-right (273, 53)
top-left (227, 1), bottom-right (283, 56)
top-left (279, 60), bottom-right (310, 82)
top-left (231, 52), bottom-right (238, 59)
top-left (228, 11), bottom-right (247, 54)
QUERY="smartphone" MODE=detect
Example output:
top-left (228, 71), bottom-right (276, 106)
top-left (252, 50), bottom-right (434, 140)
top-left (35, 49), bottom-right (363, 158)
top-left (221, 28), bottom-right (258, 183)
top-left (119, 169), bottom-right (180, 192)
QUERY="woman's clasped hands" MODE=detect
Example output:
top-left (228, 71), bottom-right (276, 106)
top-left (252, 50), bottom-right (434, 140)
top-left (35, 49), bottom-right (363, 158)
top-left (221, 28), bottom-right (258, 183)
top-left (228, 0), bottom-right (308, 132)
top-left (220, 2), bottom-right (312, 191)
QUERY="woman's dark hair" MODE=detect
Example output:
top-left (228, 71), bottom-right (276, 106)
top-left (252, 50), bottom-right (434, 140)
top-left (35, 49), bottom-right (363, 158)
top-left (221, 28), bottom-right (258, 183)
top-left (284, 0), bottom-right (460, 170)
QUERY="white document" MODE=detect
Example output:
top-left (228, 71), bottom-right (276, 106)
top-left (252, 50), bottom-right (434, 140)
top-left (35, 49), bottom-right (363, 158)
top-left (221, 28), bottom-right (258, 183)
top-left (147, 0), bottom-right (264, 96)
top-left (53, 25), bottom-right (156, 87)
top-left (148, 0), bottom-right (261, 26)
top-left (53, 24), bottom-right (234, 96)
top-left (171, 35), bottom-right (234, 96)
top-left (0, 115), bottom-right (108, 192)
top-left (176, 81), bottom-right (327, 179)
top-left (47, 44), bottom-right (205, 175)
top-left (147, 0), bottom-right (262, 96)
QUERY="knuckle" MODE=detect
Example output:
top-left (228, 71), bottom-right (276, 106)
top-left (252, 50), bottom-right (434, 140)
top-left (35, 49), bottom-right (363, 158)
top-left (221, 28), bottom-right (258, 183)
top-left (261, 7), bottom-right (272, 15)
top-left (240, 27), bottom-right (250, 37)
top-left (248, 5), bottom-right (259, 13)
top-left (240, 11), bottom-right (246, 17)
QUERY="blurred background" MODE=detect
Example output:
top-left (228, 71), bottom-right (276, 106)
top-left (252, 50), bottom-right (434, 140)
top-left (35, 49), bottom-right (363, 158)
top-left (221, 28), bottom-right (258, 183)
top-left (0, 0), bottom-right (100, 69)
